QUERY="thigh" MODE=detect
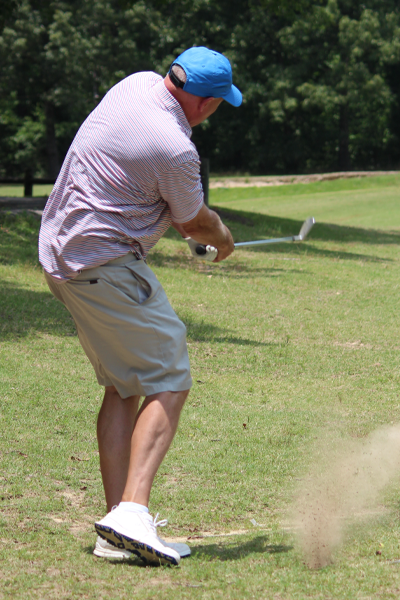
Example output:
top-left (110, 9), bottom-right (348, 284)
top-left (56, 258), bottom-right (192, 399)
top-left (44, 270), bottom-right (113, 386)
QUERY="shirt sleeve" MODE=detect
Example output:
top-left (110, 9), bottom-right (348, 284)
top-left (157, 160), bottom-right (204, 223)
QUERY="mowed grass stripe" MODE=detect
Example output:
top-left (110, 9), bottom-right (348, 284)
top-left (211, 179), bottom-right (400, 229)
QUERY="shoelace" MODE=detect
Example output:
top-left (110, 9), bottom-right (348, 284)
top-left (153, 513), bottom-right (168, 529)
top-left (153, 513), bottom-right (169, 545)
top-left (143, 512), bottom-right (168, 537)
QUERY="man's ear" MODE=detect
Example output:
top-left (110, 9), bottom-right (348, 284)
top-left (198, 97), bottom-right (215, 113)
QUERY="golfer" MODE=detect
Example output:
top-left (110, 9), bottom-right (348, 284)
top-left (39, 46), bottom-right (241, 565)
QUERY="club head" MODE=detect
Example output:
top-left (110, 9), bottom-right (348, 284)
top-left (297, 217), bottom-right (315, 241)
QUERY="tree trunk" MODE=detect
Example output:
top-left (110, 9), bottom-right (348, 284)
top-left (338, 102), bottom-right (350, 171)
top-left (45, 102), bottom-right (60, 180)
top-left (24, 169), bottom-right (33, 197)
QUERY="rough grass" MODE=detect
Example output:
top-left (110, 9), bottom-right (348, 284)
top-left (1, 175), bottom-right (400, 598)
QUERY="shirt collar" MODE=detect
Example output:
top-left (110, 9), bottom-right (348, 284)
top-left (154, 79), bottom-right (192, 138)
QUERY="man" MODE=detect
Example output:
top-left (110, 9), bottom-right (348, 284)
top-left (39, 46), bottom-right (242, 565)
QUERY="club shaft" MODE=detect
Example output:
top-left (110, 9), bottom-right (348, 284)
top-left (234, 236), bottom-right (297, 248)
top-left (194, 217), bottom-right (315, 256)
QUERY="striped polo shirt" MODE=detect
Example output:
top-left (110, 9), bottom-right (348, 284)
top-left (39, 72), bottom-right (204, 281)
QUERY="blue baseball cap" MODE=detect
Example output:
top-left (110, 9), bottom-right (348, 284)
top-left (169, 47), bottom-right (242, 107)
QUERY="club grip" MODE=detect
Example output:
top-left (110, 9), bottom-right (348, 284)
top-left (195, 244), bottom-right (207, 256)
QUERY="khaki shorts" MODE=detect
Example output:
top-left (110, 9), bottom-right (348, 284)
top-left (45, 253), bottom-right (192, 398)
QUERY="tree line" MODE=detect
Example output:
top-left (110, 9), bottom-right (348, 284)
top-left (1, 0), bottom-right (400, 179)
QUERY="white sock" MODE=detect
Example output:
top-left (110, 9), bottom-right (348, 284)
top-left (118, 502), bottom-right (149, 514)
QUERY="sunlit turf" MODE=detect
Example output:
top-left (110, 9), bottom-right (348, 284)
top-left (1, 175), bottom-right (400, 598)
top-left (0, 183), bottom-right (53, 198)
top-left (210, 173), bottom-right (400, 229)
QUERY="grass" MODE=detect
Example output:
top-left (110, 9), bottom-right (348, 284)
top-left (210, 173), bottom-right (400, 229)
top-left (0, 184), bottom-right (54, 198)
top-left (1, 175), bottom-right (400, 598)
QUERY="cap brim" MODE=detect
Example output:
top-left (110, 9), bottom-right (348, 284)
top-left (222, 84), bottom-right (242, 107)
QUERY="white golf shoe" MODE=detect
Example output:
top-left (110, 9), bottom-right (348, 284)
top-left (95, 507), bottom-right (182, 565)
top-left (93, 535), bottom-right (132, 559)
top-left (93, 534), bottom-right (191, 560)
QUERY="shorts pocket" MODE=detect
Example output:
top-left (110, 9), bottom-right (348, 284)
top-left (125, 265), bottom-right (156, 305)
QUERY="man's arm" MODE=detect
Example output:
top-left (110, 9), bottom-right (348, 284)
top-left (172, 204), bottom-right (234, 262)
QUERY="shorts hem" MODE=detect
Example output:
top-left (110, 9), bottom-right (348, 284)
top-left (111, 378), bottom-right (193, 399)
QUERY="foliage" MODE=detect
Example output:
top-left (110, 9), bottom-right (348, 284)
top-left (0, 0), bottom-right (161, 177)
top-left (1, 0), bottom-right (400, 176)
top-left (198, 0), bottom-right (400, 173)
top-left (276, 1), bottom-right (400, 171)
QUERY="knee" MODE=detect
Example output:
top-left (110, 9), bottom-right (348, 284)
top-left (172, 388), bottom-right (190, 412)
top-left (105, 385), bottom-right (119, 396)
top-left (181, 389), bottom-right (190, 403)
top-left (104, 386), bottom-right (140, 403)
top-left (103, 385), bottom-right (120, 402)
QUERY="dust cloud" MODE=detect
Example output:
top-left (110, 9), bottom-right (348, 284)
top-left (291, 425), bottom-right (400, 569)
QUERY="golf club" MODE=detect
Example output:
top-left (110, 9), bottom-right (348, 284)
top-left (195, 217), bottom-right (316, 257)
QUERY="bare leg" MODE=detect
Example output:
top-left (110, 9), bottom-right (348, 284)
top-left (121, 389), bottom-right (189, 507)
top-left (97, 386), bottom-right (140, 511)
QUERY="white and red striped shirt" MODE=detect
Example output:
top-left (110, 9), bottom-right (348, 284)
top-left (39, 72), bottom-right (204, 281)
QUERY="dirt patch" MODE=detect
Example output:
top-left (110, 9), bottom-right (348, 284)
top-left (48, 512), bottom-right (96, 536)
top-left (147, 576), bottom-right (175, 587)
top-left (291, 424), bottom-right (400, 569)
top-left (46, 567), bottom-right (61, 577)
top-left (57, 489), bottom-right (86, 507)
top-left (334, 340), bottom-right (373, 350)
top-left (164, 528), bottom-right (270, 543)
top-left (49, 489), bottom-right (97, 536)
top-left (69, 521), bottom-right (91, 535)
top-left (210, 171), bottom-right (400, 188)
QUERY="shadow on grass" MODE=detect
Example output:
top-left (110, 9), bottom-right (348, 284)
top-left (82, 544), bottom-right (146, 566)
top-left (163, 207), bottom-right (397, 262)
top-left (209, 207), bottom-right (400, 246)
top-left (0, 279), bottom-right (75, 340)
top-left (0, 279), bottom-right (269, 348)
top-left (1, 209), bottom-right (392, 270)
top-left (83, 536), bottom-right (293, 564)
top-left (0, 210), bottom-right (41, 267)
top-left (182, 316), bottom-right (278, 347)
top-left (149, 249), bottom-right (308, 276)
top-left (191, 535), bottom-right (293, 561)
top-left (238, 244), bottom-right (391, 263)
top-left (156, 241), bottom-right (388, 268)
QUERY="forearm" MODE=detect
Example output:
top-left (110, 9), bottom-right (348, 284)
top-left (175, 205), bottom-right (230, 245)
top-left (171, 221), bottom-right (188, 238)
top-left (175, 204), bottom-right (234, 262)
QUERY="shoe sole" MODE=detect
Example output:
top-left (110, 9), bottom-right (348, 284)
top-left (93, 547), bottom-right (132, 559)
top-left (95, 523), bottom-right (179, 566)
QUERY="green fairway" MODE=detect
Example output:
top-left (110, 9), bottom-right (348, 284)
top-left (210, 173), bottom-right (400, 229)
top-left (1, 175), bottom-right (400, 598)
top-left (0, 184), bottom-right (54, 198)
